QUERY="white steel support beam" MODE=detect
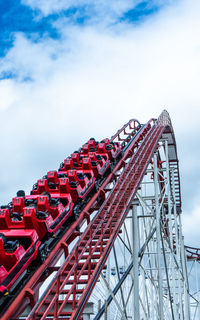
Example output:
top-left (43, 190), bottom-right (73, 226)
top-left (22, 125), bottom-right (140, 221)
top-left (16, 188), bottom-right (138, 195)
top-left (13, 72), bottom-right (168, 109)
top-left (179, 213), bottom-right (191, 320)
top-left (132, 204), bottom-right (140, 319)
top-left (165, 139), bottom-right (178, 319)
top-left (195, 260), bottom-right (200, 319)
top-left (153, 153), bottom-right (164, 320)
top-left (171, 168), bottom-right (184, 320)
top-left (88, 139), bottom-right (193, 320)
top-left (99, 273), bottom-right (126, 320)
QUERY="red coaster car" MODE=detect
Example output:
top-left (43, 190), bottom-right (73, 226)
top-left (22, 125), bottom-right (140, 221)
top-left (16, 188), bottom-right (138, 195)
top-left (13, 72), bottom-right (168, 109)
top-left (57, 169), bottom-right (96, 202)
top-left (97, 139), bottom-right (121, 161)
top-left (0, 230), bottom-right (40, 296)
top-left (25, 194), bottom-right (74, 236)
top-left (0, 194), bottom-right (73, 238)
top-left (0, 135), bottom-right (122, 301)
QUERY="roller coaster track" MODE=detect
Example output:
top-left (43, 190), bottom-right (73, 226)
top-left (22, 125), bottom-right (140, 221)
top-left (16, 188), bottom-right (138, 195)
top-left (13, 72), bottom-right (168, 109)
top-left (1, 110), bottom-right (200, 320)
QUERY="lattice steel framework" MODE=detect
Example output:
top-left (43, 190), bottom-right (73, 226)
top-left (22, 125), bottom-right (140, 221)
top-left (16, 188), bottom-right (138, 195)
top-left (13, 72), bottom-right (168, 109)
top-left (81, 136), bottom-right (191, 320)
top-left (1, 110), bottom-right (199, 320)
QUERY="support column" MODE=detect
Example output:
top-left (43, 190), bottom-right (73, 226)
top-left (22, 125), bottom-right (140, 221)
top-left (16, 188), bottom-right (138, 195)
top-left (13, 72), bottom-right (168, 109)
top-left (172, 168), bottom-right (184, 320)
top-left (195, 260), bottom-right (200, 319)
top-left (132, 204), bottom-right (140, 319)
top-left (179, 214), bottom-right (191, 320)
top-left (165, 140), bottom-right (178, 319)
top-left (107, 255), bottom-right (110, 320)
top-left (153, 153), bottom-right (164, 320)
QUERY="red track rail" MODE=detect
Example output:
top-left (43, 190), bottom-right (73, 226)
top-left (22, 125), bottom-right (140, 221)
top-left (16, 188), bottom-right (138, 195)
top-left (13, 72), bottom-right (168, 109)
top-left (1, 114), bottom-right (142, 320)
top-left (2, 110), bottom-right (185, 320)
top-left (185, 246), bottom-right (200, 261)
top-left (110, 118), bottom-right (141, 142)
top-left (25, 112), bottom-right (170, 320)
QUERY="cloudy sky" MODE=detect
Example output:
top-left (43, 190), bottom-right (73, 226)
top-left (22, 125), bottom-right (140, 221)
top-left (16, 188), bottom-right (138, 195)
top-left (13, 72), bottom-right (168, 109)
top-left (0, 0), bottom-right (200, 247)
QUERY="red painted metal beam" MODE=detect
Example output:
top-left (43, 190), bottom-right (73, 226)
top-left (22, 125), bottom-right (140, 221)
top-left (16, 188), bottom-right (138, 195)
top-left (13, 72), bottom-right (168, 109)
top-left (24, 112), bottom-right (172, 320)
top-left (1, 113), bottom-right (143, 320)
top-left (2, 110), bottom-right (185, 320)
top-left (185, 246), bottom-right (200, 261)
top-left (110, 119), bottom-right (141, 142)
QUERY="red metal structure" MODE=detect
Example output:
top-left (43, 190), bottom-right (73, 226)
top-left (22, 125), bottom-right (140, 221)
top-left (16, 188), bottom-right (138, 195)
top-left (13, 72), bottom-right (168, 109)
top-left (0, 110), bottom-right (198, 320)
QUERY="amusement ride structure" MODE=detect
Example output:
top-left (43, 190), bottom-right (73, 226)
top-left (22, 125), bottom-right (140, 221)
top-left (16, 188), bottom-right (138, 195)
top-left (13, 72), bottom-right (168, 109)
top-left (0, 110), bottom-right (199, 319)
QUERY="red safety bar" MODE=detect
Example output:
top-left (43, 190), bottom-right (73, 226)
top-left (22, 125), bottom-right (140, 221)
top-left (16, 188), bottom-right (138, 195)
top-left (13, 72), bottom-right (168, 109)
top-left (1, 110), bottom-right (183, 320)
top-left (25, 116), bottom-right (167, 320)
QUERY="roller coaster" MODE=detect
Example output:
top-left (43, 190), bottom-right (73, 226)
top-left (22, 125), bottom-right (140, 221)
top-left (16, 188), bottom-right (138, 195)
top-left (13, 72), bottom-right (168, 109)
top-left (0, 110), bottom-right (199, 319)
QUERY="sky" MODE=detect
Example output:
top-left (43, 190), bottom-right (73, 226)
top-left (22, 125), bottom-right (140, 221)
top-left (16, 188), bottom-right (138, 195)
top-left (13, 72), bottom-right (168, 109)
top-left (0, 0), bottom-right (200, 247)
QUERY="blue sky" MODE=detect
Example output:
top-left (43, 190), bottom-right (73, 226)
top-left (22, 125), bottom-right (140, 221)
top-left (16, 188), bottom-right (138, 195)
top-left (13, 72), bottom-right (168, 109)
top-left (0, 0), bottom-right (60, 59)
top-left (0, 0), bottom-right (169, 82)
top-left (0, 0), bottom-right (200, 247)
top-left (0, 1), bottom-right (165, 59)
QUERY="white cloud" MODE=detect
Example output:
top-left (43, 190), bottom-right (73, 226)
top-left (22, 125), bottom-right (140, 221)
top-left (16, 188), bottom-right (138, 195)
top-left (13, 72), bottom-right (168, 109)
top-left (0, 80), bottom-right (19, 111)
top-left (21, 0), bottom-right (171, 21)
top-left (22, 0), bottom-right (86, 16)
top-left (22, 0), bottom-right (135, 17)
top-left (0, 0), bottom-right (200, 247)
top-left (0, 33), bottom-right (63, 82)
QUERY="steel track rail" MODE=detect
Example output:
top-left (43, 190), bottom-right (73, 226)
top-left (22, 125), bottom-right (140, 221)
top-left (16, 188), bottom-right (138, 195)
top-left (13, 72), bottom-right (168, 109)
top-left (185, 246), bottom-right (200, 260)
top-left (1, 115), bottom-right (144, 320)
top-left (110, 119), bottom-right (141, 142)
top-left (2, 110), bottom-right (191, 320)
top-left (24, 111), bottom-right (172, 320)
top-left (1, 109), bottom-right (198, 319)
